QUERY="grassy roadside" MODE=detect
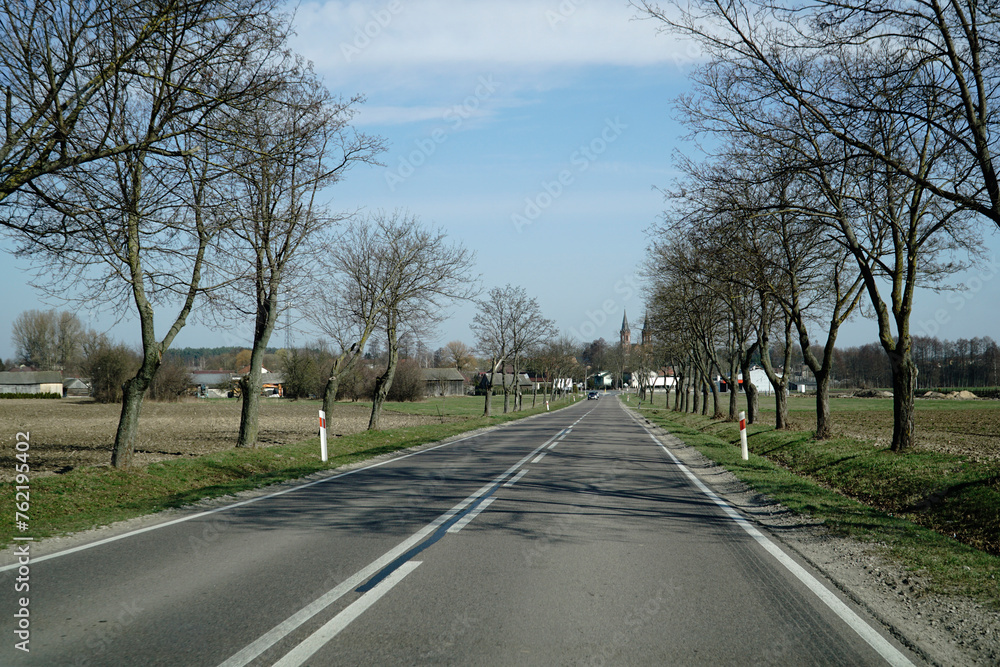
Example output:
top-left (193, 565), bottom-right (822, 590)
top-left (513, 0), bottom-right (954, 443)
top-left (621, 394), bottom-right (1000, 603)
top-left (1, 395), bottom-right (575, 549)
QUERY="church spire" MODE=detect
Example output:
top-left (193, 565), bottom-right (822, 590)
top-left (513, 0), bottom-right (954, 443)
top-left (620, 310), bottom-right (631, 346)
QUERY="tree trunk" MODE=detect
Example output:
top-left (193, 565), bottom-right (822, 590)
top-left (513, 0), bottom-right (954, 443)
top-left (727, 371), bottom-right (739, 421)
top-left (691, 369), bottom-right (701, 414)
top-left (322, 374), bottom-right (339, 421)
top-left (704, 367), bottom-right (722, 419)
top-left (774, 385), bottom-right (789, 429)
top-left (236, 337), bottom-right (270, 448)
top-left (889, 350), bottom-right (918, 452)
top-left (814, 370), bottom-right (832, 440)
top-left (369, 323), bottom-right (399, 431)
top-left (483, 365), bottom-right (495, 417)
top-left (740, 355), bottom-right (759, 425)
top-left (759, 315), bottom-right (793, 430)
top-left (111, 368), bottom-right (157, 468)
top-left (237, 372), bottom-right (261, 449)
top-left (701, 380), bottom-right (709, 415)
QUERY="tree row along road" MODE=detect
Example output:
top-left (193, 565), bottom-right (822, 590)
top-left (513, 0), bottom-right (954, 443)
top-left (1, 397), bottom-right (920, 666)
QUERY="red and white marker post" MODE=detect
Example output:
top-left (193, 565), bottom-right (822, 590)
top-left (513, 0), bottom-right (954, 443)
top-left (318, 410), bottom-right (328, 462)
top-left (738, 410), bottom-right (748, 461)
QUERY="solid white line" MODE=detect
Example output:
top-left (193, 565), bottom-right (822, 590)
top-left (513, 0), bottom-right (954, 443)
top-left (503, 469), bottom-right (528, 487)
top-left (447, 497), bottom-right (496, 534)
top-left (272, 560), bottom-right (422, 667)
top-left (217, 426), bottom-right (567, 667)
top-left (623, 405), bottom-right (913, 667)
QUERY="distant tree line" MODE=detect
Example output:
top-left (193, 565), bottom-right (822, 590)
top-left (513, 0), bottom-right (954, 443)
top-left (835, 337), bottom-right (1000, 391)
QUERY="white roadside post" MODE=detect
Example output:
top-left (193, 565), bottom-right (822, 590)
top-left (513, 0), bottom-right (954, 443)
top-left (319, 410), bottom-right (328, 462)
top-left (739, 410), bottom-right (749, 461)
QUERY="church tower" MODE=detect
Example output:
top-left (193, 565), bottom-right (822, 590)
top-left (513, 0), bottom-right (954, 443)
top-left (641, 313), bottom-right (651, 346)
top-left (620, 310), bottom-right (631, 346)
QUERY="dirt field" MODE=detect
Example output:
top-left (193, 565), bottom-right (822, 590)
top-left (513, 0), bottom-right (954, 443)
top-left (3, 394), bottom-right (998, 480)
top-left (0, 397), bottom-right (448, 479)
top-left (765, 394), bottom-right (1000, 461)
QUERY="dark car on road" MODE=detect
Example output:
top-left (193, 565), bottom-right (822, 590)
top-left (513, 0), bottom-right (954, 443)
top-left (587, 391), bottom-right (599, 400)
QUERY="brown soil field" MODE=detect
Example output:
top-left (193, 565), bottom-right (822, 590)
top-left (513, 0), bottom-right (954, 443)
top-left (772, 396), bottom-right (1000, 461)
top-left (0, 398), bottom-right (445, 479)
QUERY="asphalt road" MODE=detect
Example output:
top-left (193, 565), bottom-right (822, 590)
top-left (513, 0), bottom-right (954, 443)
top-left (1, 395), bottom-right (922, 666)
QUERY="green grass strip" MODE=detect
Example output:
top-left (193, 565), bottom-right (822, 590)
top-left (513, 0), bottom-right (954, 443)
top-left (1, 398), bottom-right (573, 549)
top-left (623, 395), bottom-right (1000, 603)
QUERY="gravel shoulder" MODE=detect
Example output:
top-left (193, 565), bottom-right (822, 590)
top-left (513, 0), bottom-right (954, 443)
top-left (645, 420), bottom-right (1000, 666)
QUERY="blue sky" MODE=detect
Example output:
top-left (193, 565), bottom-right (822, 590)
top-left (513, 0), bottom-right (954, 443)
top-left (2, 0), bottom-right (998, 361)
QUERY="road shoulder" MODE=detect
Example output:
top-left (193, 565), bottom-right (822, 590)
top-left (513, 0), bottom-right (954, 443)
top-left (630, 405), bottom-right (999, 667)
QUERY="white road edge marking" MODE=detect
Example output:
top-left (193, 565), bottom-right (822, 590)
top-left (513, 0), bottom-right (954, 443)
top-left (447, 497), bottom-right (496, 533)
top-left (621, 400), bottom-right (914, 667)
top-left (216, 427), bottom-right (568, 667)
top-left (272, 560), bottom-right (422, 667)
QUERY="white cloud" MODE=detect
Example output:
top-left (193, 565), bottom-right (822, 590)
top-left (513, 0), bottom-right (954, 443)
top-left (290, 0), bottom-right (697, 74)
top-left (354, 105), bottom-right (449, 125)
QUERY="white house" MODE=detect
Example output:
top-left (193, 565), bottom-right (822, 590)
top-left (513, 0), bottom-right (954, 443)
top-left (626, 370), bottom-right (676, 391)
top-left (717, 366), bottom-right (782, 396)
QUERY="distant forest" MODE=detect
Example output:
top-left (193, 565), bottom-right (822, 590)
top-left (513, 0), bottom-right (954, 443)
top-left (833, 337), bottom-right (999, 390)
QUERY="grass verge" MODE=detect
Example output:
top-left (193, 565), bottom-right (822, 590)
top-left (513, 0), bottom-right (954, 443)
top-left (622, 394), bottom-right (1000, 604)
top-left (1, 397), bottom-right (573, 549)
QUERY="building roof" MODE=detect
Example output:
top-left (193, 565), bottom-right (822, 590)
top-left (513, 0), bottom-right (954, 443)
top-left (479, 372), bottom-right (532, 387)
top-left (0, 371), bottom-right (62, 384)
top-left (422, 368), bottom-right (466, 382)
top-left (621, 310), bottom-right (630, 332)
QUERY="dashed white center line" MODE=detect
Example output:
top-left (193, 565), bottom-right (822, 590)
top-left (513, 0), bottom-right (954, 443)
top-left (503, 469), bottom-right (528, 487)
top-left (531, 452), bottom-right (547, 463)
top-left (272, 561), bottom-right (422, 667)
top-left (447, 497), bottom-right (496, 534)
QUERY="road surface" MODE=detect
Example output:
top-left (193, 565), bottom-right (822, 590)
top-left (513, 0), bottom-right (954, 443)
top-left (1, 395), bottom-right (921, 666)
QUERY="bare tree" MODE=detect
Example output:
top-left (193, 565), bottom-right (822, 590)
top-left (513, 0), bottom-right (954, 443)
top-left (634, 0), bottom-right (1000, 232)
top-left (12, 1), bottom-right (296, 467)
top-left (471, 284), bottom-right (556, 414)
top-left (363, 211), bottom-right (478, 430)
top-left (215, 67), bottom-right (383, 448)
top-left (638, 2), bottom-right (983, 450)
top-left (308, 220), bottom-right (398, 422)
top-left (1, 0), bottom-right (288, 237)
top-left (444, 340), bottom-right (475, 372)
